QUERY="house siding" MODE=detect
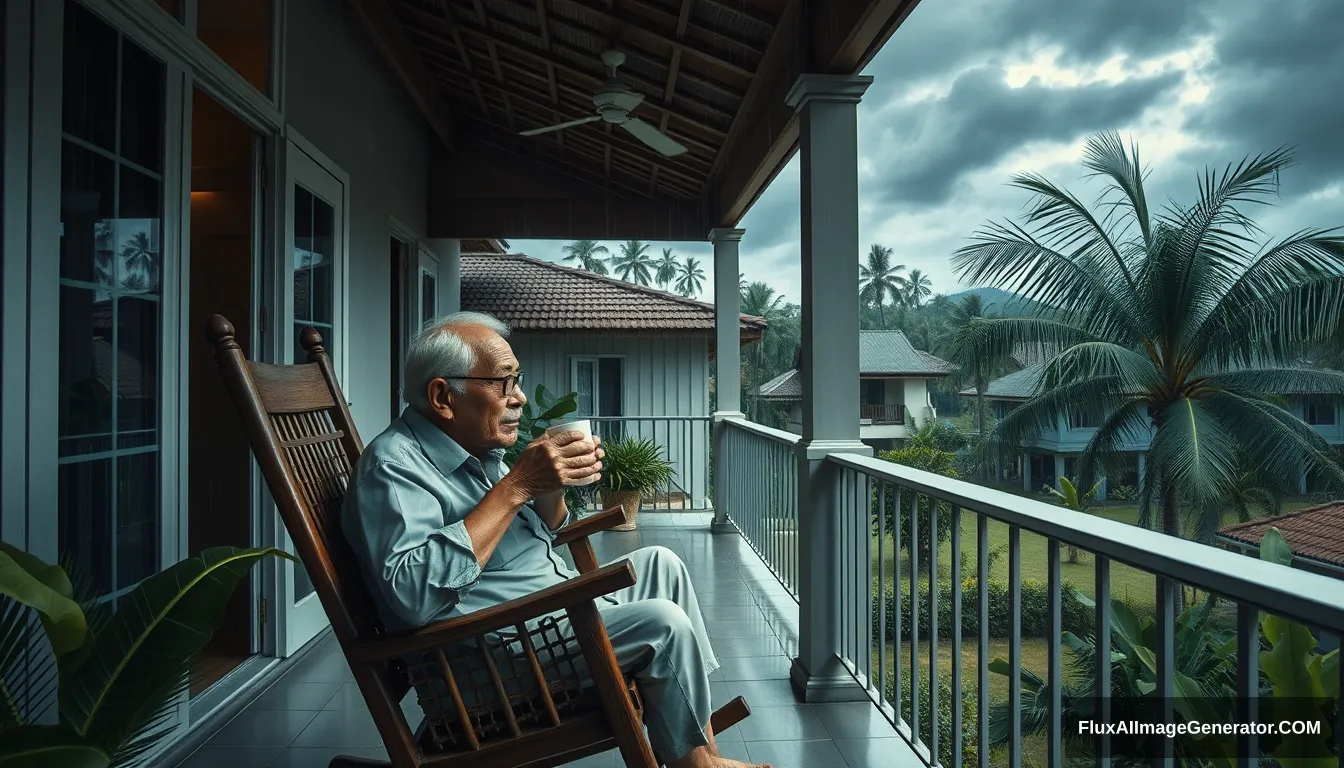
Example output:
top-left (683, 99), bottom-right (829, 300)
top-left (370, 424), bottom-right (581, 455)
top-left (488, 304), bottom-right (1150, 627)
top-left (508, 332), bottom-right (712, 507)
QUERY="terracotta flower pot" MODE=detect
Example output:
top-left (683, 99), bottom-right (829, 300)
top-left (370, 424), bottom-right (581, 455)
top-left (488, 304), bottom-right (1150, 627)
top-left (603, 490), bottom-right (642, 531)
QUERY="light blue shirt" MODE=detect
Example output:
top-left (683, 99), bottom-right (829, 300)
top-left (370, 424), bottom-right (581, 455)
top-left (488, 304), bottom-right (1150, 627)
top-left (342, 407), bottom-right (597, 635)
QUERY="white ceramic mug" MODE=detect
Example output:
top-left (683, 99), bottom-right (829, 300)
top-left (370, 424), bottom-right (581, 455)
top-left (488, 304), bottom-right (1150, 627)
top-left (544, 419), bottom-right (600, 485)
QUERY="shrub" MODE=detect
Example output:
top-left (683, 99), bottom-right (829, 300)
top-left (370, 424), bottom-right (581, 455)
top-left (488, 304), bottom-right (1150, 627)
top-left (872, 446), bottom-right (960, 559)
top-left (1110, 484), bottom-right (1138, 502)
top-left (871, 578), bottom-right (1094, 641)
top-left (884, 671), bottom-right (979, 768)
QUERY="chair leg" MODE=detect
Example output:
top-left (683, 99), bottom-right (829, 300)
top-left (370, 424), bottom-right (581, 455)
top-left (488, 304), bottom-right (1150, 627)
top-left (709, 696), bottom-right (751, 736)
top-left (328, 756), bottom-right (393, 768)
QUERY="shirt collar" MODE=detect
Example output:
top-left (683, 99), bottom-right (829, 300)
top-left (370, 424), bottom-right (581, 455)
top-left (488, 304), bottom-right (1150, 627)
top-left (401, 407), bottom-right (506, 479)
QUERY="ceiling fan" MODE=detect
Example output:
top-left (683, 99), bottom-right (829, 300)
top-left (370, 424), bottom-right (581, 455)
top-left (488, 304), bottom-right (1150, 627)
top-left (519, 50), bottom-right (688, 157)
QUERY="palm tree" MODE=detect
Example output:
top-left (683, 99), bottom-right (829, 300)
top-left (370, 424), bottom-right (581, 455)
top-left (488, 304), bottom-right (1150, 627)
top-left (945, 294), bottom-right (1004, 451)
top-left (676, 257), bottom-right (705, 297)
top-left (739, 273), bottom-right (748, 294)
top-left (611, 239), bottom-right (655, 285)
top-left (953, 131), bottom-right (1344, 549)
top-left (859, 244), bottom-right (906, 329)
top-left (560, 240), bottom-right (610, 274)
top-left (739, 281), bottom-right (794, 421)
top-left (120, 231), bottom-right (157, 284)
top-left (904, 268), bottom-right (932, 308)
top-left (655, 248), bottom-right (680, 289)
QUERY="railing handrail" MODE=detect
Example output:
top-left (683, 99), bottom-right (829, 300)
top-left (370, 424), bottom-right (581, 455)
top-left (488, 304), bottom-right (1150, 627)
top-left (722, 415), bottom-right (802, 447)
top-left (826, 451), bottom-right (1344, 631)
top-left (584, 415), bottom-right (710, 422)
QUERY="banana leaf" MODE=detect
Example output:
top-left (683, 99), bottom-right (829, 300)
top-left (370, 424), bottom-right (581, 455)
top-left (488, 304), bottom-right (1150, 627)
top-left (0, 545), bottom-right (85, 657)
top-left (59, 547), bottom-right (290, 755)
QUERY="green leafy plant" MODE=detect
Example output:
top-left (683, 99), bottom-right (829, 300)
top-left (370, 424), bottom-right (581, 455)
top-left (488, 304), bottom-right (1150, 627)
top-left (503, 385), bottom-right (595, 513)
top-left (600, 436), bottom-right (675, 496)
top-left (1044, 477), bottom-right (1102, 564)
top-left (872, 445), bottom-right (960, 561)
top-left (1110, 484), bottom-right (1138, 502)
top-left (0, 543), bottom-right (289, 767)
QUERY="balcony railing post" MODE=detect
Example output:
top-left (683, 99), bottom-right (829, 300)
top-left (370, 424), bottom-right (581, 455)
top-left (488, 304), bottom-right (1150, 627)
top-left (711, 227), bottom-right (746, 533)
top-left (786, 72), bottom-right (874, 703)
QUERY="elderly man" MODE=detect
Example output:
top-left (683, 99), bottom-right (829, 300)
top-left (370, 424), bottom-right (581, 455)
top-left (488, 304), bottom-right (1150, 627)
top-left (342, 312), bottom-right (768, 768)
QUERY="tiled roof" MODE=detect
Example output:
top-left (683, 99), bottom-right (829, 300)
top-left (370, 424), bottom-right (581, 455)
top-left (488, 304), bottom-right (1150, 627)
top-left (961, 362), bottom-right (1045, 400)
top-left (859, 331), bottom-right (956, 376)
top-left (761, 331), bottom-right (954, 400)
top-left (1218, 502), bottom-right (1344, 568)
top-left (460, 254), bottom-right (766, 336)
top-left (758, 369), bottom-right (800, 400)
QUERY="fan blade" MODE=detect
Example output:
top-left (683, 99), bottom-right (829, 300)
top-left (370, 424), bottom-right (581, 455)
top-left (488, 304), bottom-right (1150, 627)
top-left (621, 117), bottom-right (688, 157)
top-left (520, 115), bottom-right (601, 136)
top-left (610, 91), bottom-right (645, 113)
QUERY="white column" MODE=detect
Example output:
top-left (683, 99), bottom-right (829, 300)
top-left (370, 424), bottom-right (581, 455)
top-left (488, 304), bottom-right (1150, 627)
top-left (428, 238), bottom-right (462, 314)
top-left (711, 228), bottom-right (746, 533)
top-left (788, 73), bottom-right (874, 702)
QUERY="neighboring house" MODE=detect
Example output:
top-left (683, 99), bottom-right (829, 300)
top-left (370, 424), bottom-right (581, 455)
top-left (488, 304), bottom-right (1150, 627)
top-left (758, 330), bottom-right (955, 449)
top-left (461, 253), bottom-right (766, 507)
top-left (1216, 502), bottom-right (1344, 580)
top-left (964, 361), bottom-right (1344, 497)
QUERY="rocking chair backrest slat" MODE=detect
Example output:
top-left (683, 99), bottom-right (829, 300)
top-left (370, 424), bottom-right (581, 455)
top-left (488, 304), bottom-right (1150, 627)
top-left (203, 314), bottom-right (421, 764)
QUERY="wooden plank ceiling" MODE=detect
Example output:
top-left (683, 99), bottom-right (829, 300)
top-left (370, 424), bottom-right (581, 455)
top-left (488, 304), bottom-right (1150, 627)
top-left (383, 0), bottom-right (783, 202)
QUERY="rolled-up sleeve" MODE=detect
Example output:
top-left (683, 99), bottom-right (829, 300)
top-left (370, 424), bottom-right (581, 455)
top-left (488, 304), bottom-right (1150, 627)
top-left (346, 459), bottom-right (480, 628)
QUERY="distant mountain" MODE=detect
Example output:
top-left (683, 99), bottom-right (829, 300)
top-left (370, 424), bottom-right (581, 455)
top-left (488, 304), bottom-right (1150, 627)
top-left (945, 287), bottom-right (1039, 317)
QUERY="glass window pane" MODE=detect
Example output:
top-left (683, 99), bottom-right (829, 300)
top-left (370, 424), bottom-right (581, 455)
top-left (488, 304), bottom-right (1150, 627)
top-left (119, 41), bottom-right (165, 172)
top-left (60, 10), bottom-right (166, 598)
top-left (293, 187), bottom-right (313, 321)
top-left (197, 0), bottom-right (272, 95)
top-left (422, 273), bottom-right (436, 327)
top-left (117, 452), bottom-right (160, 587)
top-left (294, 561), bottom-right (315, 603)
top-left (575, 361), bottom-right (595, 415)
top-left (62, 2), bottom-right (117, 150)
top-left (311, 195), bottom-right (334, 325)
top-left (118, 298), bottom-right (159, 447)
top-left (117, 168), bottom-right (162, 294)
top-left (60, 459), bottom-right (114, 596)
top-left (59, 286), bottom-right (113, 457)
top-left (60, 143), bottom-right (116, 284)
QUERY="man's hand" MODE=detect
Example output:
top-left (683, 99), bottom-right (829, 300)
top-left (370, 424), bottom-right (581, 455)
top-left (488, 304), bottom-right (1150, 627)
top-left (506, 430), bottom-right (603, 499)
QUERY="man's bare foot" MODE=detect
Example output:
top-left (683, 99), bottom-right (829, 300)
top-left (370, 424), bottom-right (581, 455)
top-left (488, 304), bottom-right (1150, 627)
top-left (708, 758), bottom-right (771, 768)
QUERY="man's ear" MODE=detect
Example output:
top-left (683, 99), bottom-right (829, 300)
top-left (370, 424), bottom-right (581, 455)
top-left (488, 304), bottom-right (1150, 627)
top-left (425, 378), bottom-right (456, 421)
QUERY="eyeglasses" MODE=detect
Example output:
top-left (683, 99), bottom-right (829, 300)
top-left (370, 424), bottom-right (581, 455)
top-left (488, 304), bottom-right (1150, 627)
top-left (446, 372), bottom-right (523, 397)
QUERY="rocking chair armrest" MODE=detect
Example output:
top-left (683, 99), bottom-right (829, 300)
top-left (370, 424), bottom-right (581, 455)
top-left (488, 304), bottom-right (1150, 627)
top-left (347, 560), bottom-right (636, 663)
top-left (552, 505), bottom-right (631, 547)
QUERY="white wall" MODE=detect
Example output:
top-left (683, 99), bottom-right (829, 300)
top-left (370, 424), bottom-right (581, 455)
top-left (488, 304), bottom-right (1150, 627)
top-left (903, 378), bottom-right (932, 425)
top-left (284, 0), bottom-right (431, 440)
top-left (508, 333), bottom-right (711, 506)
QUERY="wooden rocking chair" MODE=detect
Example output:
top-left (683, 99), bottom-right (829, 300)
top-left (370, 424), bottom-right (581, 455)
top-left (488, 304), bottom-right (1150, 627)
top-left (203, 315), bottom-right (750, 768)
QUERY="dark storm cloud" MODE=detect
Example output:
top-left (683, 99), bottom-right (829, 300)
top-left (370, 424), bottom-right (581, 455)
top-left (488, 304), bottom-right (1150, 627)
top-left (738, 157), bottom-right (800, 252)
top-left (1190, 0), bottom-right (1344, 195)
top-left (863, 0), bottom-right (1210, 104)
top-left (868, 66), bottom-right (1183, 208)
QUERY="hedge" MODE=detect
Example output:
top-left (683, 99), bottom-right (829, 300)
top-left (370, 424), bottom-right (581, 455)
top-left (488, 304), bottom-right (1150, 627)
top-left (871, 578), bottom-right (1094, 640)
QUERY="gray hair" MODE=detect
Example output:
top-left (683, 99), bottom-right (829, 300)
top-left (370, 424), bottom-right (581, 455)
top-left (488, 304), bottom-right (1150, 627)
top-left (403, 311), bottom-right (511, 411)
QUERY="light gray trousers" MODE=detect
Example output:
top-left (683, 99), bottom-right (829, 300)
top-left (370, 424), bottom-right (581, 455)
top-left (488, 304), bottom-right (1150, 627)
top-left (554, 545), bottom-right (720, 760)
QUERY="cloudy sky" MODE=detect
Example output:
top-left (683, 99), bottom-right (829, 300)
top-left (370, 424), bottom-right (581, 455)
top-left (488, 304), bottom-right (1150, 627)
top-left (512, 0), bottom-right (1344, 307)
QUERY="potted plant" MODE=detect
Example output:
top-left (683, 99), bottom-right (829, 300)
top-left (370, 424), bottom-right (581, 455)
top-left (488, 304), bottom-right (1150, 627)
top-left (600, 436), bottom-right (675, 531)
top-left (0, 542), bottom-right (288, 766)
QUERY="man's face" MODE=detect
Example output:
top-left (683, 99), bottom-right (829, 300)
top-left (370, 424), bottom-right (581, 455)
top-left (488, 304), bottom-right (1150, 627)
top-left (430, 326), bottom-right (528, 454)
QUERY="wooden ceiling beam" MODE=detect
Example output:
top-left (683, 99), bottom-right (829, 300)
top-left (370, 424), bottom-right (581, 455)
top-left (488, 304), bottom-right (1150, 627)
top-left (418, 48), bottom-right (716, 174)
top-left (433, 3), bottom-right (738, 127)
top-left (431, 1), bottom-right (490, 113)
top-left (348, 0), bottom-right (454, 148)
top-left (432, 71), bottom-right (711, 186)
top-left (694, 0), bottom-right (778, 31)
top-left (534, 0), bottom-right (561, 102)
top-left (549, 0), bottom-right (757, 80)
top-left (401, 2), bottom-right (733, 135)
